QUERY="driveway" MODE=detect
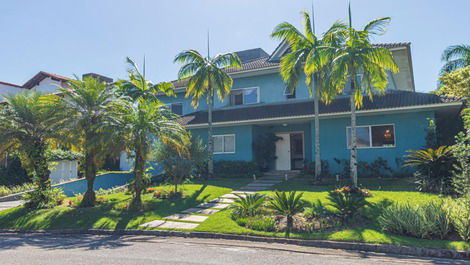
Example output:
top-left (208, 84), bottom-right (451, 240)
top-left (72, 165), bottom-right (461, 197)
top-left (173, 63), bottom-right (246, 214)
top-left (0, 200), bottom-right (22, 211)
top-left (0, 234), bottom-right (467, 265)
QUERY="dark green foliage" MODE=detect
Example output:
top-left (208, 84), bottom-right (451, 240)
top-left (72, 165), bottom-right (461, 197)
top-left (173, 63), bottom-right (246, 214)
top-left (334, 157), bottom-right (393, 178)
top-left (22, 188), bottom-right (66, 210)
top-left (0, 154), bottom-right (30, 186)
top-left (46, 149), bottom-right (83, 161)
top-left (268, 191), bottom-right (305, 237)
top-left (327, 186), bottom-right (369, 222)
top-left (229, 193), bottom-right (266, 218)
top-left (210, 160), bottom-right (261, 178)
top-left (253, 133), bottom-right (282, 172)
top-left (404, 146), bottom-right (455, 194)
top-left (302, 160), bottom-right (330, 177)
top-left (452, 108), bottom-right (470, 196)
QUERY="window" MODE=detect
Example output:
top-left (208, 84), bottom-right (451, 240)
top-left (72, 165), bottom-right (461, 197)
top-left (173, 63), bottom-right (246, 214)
top-left (165, 103), bottom-right (183, 115)
top-left (284, 87), bottom-right (296, 99)
top-left (347, 124), bottom-right (395, 148)
top-left (213, 135), bottom-right (236, 154)
top-left (343, 74), bottom-right (363, 95)
top-left (230, 87), bottom-right (259, 105)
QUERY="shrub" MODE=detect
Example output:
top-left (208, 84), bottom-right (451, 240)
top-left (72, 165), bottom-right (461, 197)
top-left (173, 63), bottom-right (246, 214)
top-left (404, 146), bottom-right (455, 194)
top-left (302, 160), bottom-right (330, 177)
top-left (378, 201), bottom-right (452, 240)
top-left (452, 108), bottom-right (470, 196)
top-left (253, 133), bottom-right (282, 172)
top-left (449, 194), bottom-right (470, 241)
top-left (152, 190), bottom-right (182, 200)
top-left (0, 154), bottom-right (30, 186)
top-left (213, 160), bottom-right (261, 178)
top-left (327, 186), bottom-right (370, 222)
top-left (0, 183), bottom-right (35, 197)
top-left (268, 191), bottom-right (305, 238)
top-left (230, 193), bottom-right (266, 218)
top-left (22, 188), bottom-right (66, 209)
top-left (235, 216), bottom-right (276, 232)
top-left (303, 199), bottom-right (328, 219)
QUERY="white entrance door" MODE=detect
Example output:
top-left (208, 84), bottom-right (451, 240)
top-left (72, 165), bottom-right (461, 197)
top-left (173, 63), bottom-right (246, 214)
top-left (275, 133), bottom-right (291, 170)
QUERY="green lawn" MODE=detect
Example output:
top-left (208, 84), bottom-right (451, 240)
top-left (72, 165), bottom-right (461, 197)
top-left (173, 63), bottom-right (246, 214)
top-left (0, 176), bottom-right (468, 251)
top-left (195, 177), bottom-right (470, 251)
top-left (0, 179), bottom-right (251, 230)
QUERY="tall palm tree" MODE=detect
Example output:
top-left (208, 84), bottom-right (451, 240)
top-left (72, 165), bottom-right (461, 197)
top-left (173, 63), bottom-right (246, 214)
top-left (55, 77), bottom-right (120, 207)
top-left (271, 11), bottom-right (346, 182)
top-left (0, 92), bottom-right (61, 205)
top-left (441, 44), bottom-right (470, 74)
top-left (174, 49), bottom-right (241, 178)
top-left (117, 58), bottom-right (189, 210)
top-left (328, 5), bottom-right (398, 186)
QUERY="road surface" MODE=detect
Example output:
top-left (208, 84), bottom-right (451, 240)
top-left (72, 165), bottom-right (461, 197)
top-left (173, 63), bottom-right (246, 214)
top-left (0, 200), bottom-right (22, 211)
top-left (0, 234), bottom-right (467, 265)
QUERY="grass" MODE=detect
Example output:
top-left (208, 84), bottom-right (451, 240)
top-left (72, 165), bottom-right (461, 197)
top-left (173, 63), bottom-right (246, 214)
top-left (0, 178), bottom-right (251, 230)
top-left (0, 176), bottom-right (468, 251)
top-left (196, 176), bottom-right (470, 251)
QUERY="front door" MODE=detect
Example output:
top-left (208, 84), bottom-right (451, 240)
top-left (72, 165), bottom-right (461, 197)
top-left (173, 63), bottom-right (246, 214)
top-left (275, 133), bottom-right (291, 170)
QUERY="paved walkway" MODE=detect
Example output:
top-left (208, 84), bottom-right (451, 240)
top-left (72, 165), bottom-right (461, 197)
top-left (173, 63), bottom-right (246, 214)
top-left (141, 175), bottom-right (285, 229)
top-left (0, 200), bottom-right (23, 211)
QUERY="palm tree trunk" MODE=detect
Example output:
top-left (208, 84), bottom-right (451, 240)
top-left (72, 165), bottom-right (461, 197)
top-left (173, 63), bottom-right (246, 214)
top-left (313, 76), bottom-right (321, 182)
top-left (349, 73), bottom-right (358, 187)
top-left (30, 140), bottom-right (51, 192)
top-left (207, 88), bottom-right (214, 178)
top-left (286, 215), bottom-right (293, 238)
top-left (81, 151), bottom-right (97, 207)
top-left (130, 144), bottom-right (145, 210)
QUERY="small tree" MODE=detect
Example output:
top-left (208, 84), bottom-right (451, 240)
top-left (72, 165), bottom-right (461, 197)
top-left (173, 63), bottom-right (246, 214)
top-left (452, 108), bottom-right (470, 196)
top-left (252, 133), bottom-right (281, 172)
top-left (154, 137), bottom-right (207, 193)
top-left (268, 191), bottom-right (305, 238)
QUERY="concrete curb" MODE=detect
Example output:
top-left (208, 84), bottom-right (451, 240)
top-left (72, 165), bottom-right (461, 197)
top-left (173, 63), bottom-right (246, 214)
top-left (0, 229), bottom-right (468, 260)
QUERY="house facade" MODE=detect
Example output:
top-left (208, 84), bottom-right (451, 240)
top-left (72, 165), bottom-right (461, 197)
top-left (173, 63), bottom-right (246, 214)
top-left (159, 43), bottom-right (463, 174)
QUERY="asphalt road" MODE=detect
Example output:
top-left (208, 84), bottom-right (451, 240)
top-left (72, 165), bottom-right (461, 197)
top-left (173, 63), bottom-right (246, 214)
top-left (0, 200), bottom-right (22, 211)
top-left (0, 234), bottom-right (468, 265)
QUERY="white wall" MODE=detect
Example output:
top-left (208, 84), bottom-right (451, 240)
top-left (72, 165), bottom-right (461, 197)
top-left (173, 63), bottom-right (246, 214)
top-left (0, 83), bottom-right (25, 100)
top-left (31, 77), bottom-right (62, 95)
top-left (50, 160), bottom-right (78, 184)
top-left (119, 152), bottom-right (134, 171)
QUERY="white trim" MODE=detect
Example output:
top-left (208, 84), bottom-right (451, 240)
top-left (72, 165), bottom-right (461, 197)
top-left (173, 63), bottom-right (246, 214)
top-left (230, 87), bottom-right (260, 105)
top-left (185, 102), bottom-right (462, 129)
top-left (346, 124), bottom-right (396, 149)
top-left (213, 134), bottom-right (236, 154)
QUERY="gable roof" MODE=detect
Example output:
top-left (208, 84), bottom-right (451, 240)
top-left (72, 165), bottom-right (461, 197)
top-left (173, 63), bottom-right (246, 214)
top-left (181, 91), bottom-right (462, 126)
top-left (0, 81), bottom-right (23, 88)
top-left (23, 71), bottom-right (70, 89)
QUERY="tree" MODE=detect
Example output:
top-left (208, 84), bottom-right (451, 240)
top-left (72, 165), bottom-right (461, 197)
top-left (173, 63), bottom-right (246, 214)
top-left (436, 66), bottom-right (470, 99)
top-left (452, 108), bottom-right (470, 196)
top-left (174, 49), bottom-right (241, 178)
top-left (0, 92), bottom-right (60, 207)
top-left (328, 5), bottom-right (398, 186)
top-left (117, 57), bottom-right (190, 209)
top-left (268, 191), bottom-right (305, 238)
top-left (271, 11), bottom-right (346, 181)
top-left (440, 44), bottom-right (470, 74)
top-left (56, 77), bottom-right (120, 207)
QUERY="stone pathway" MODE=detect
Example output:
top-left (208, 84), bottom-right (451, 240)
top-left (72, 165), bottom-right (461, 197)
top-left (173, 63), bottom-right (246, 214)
top-left (140, 175), bottom-right (285, 230)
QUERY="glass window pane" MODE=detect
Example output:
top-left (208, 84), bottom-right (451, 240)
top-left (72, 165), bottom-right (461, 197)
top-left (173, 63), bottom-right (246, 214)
top-left (224, 135), bottom-right (235, 153)
top-left (243, 88), bottom-right (258, 104)
top-left (348, 127), bottom-right (370, 148)
top-left (231, 90), bottom-right (243, 105)
top-left (171, 103), bottom-right (183, 115)
top-left (372, 125), bottom-right (395, 147)
top-left (213, 136), bottom-right (223, 153)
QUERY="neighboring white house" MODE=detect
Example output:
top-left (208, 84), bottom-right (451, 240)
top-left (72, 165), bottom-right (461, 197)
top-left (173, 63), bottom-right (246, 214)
top-left (0, 81), bottom-right (26, 100)
top-left (49, 160), bottom-right (79, 184)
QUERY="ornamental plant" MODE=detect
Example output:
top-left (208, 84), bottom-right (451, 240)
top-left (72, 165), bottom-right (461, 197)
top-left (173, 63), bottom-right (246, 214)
top-left (327, 186), bottom-right (370, 222)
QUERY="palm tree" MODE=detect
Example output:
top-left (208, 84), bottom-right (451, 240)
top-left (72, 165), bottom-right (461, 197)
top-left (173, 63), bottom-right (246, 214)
top-left (271, 11), bottom-right (346, 182)
top-left (117, 58), bottom-right (190, 210)
top-left (0, 92), bottom-right (60, 206)
top-left (174, 49), bottom-right (241, 178)
top-left (268, 191), bottom-right (305, 238)
top-left (441, 44), bottom-right (470, 74)
top-left (328, 5), bottom-right (398, 186)
top-left (55, 77), bottom-right (120, 207)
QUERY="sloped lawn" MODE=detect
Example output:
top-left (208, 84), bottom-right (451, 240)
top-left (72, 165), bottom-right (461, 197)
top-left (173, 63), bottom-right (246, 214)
top-left (195, 177), bottom-right (470, 251)
top-left (0, 179), bottom-right (251, 230)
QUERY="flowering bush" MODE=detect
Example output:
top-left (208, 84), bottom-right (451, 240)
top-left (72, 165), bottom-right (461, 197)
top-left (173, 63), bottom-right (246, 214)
top-left (153, 190), bottom-right (182, 199)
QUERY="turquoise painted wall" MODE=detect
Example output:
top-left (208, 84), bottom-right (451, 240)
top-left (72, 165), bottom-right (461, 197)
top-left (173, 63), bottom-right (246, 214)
top-left (158, 92), bottom-right (208, 115)
top-left (190, 125), bottom-right (254, 161)
top-left (313, 111), bottom-right (434, 173)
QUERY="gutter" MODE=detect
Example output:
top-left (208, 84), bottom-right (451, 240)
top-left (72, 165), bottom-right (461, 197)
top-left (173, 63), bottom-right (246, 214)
top-left (185, 102), bottom-right (463, 129)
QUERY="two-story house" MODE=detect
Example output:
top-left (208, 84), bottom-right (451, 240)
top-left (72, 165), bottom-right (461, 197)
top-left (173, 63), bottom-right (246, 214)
top-left (159, 43), bottom-right (463, 174)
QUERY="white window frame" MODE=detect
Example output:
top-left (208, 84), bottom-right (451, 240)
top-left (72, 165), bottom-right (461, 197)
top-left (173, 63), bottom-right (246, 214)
top-left (213, 134), bottom-right (236, 154)
top-left (346, 124), bottom-right (396, 149)
top-left (230, 87), bottom-right (260, 105)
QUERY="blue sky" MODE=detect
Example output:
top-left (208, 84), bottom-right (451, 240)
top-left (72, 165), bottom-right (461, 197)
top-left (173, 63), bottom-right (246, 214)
top-left (1, 0), bottom-right (468, 92)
